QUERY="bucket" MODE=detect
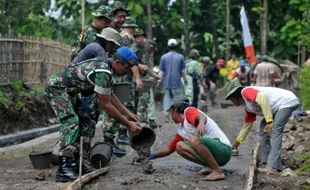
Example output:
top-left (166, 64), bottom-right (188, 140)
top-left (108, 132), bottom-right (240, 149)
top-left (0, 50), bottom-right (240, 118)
top-left (113, 82), bottom-right (132, 102)
top-left (141, 79), bottom-right (154, 93)
top-left (131, 126), bottom-right (156, 151)
top-left (90, 142), bottom-right (112, 169)
top-left (29, 150), bottom-right (53, 169)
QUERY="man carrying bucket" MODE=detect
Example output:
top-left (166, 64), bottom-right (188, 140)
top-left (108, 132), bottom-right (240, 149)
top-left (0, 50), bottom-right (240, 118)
top-left (138, 95), bottom-right (232, 181)
top-left (45, 46), bottom-right (142, 182)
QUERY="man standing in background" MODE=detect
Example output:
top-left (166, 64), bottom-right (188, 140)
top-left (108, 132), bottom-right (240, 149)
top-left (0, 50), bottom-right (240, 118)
top-left (226, 54), bottom-right (239, 81)
top-left (158, 39), bottom-right (187, 123)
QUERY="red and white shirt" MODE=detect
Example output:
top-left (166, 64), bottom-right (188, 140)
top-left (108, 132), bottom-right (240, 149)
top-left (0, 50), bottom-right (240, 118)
top-left (241, 86), bottom-right (299, 122)
top-left (168, 107), bottom-right (231, 150)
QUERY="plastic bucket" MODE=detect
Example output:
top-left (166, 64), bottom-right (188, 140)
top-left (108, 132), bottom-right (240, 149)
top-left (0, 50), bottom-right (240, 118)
top-left (141, 79), bottom-right (154, 93)
top-left (90, 142), bottom-right (112, 169)
top-left (131, 126), bottom-right (156, 151)
top-left (29, 150), bottom-right (53, 169)
top-left (113, 82), bottom-right (132, 102)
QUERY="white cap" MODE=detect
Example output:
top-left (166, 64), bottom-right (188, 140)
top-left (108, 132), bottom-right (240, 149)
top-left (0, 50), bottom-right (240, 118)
top-left (167, 39), bottom-right (178, 47)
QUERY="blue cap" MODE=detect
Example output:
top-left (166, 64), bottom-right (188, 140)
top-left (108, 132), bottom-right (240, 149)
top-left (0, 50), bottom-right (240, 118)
top-left (240, 60), bottom-right (246, 67)
top-left (117, 46), bottom-right (139, 66)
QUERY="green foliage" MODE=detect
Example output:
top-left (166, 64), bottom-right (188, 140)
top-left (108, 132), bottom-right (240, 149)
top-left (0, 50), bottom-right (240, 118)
top-left (11, 78), bottom-right (24, 93)
top-left (300, 66), bottom-right (310, 109)
top-left (14, 99), bottom-right (25, 110)
top-left (0, 90), bottom-right (9, 109)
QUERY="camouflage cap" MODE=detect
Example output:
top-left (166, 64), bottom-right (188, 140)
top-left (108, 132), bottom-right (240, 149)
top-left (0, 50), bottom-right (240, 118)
top-left (122, 17), bottom-right (138, 28)
top-left (112, 1), bottom-right (130, 14)
top-left (96, 27), bottom-right (123, 47)
top-left (224, 78), bottom-right (243, 100)
top-left (133, 28), bottom-right (146, 37)
top-left (189, 49), bottom-right (200, 58)
top-left (91, 5), bottom-right (113, 19)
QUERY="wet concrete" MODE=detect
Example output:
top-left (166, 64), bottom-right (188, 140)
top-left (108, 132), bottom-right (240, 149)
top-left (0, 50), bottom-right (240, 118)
top-left (0, 107), bottom-right (256, 190)
top-left (85, 107), bottom-right (256, 190)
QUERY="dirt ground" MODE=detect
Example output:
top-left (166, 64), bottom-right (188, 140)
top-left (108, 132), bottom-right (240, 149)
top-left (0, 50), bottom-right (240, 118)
top-left (254, 116), bottom-right (310, 190)
top-left (0, 107), bottom-right (255, 190)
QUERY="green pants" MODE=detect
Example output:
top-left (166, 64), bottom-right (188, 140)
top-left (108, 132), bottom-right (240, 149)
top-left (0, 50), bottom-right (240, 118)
top-left (184, 137), bottom-right (232, 166)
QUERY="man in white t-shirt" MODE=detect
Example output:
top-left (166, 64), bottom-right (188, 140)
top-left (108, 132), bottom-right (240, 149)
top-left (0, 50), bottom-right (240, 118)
top-left (225, 79), bottom-right (299, 174)
top-left (138, 95), bottom-right (232, 181)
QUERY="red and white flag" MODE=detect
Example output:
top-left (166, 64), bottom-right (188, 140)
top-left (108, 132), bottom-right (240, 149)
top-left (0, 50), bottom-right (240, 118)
top-left (240, 6), bottom-right (256, 64)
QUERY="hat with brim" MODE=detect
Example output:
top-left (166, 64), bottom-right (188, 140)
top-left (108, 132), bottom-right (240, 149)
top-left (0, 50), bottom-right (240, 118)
top-left (96, 27), bottom-right (123, 47)
top-left (166, 95), bottom-right (190, 112)
top-left (112, 1), bottom-right (130, 14)
top-left (122, 17), bottom-right (138, 28)
top-left (224, 78), bottom-right (243, 100)
top-left (91, 5), bottom-right (112, 19)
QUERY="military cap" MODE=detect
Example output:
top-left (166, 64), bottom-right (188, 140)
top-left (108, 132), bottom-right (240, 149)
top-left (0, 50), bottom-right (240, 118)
top-left (96, 27), bottom-right (123, 46)
top-left (189, 49), bottom-right (200, 57)
top-left (133, 28), bottom-right (146, 37)
top-left (122, 17), bottom-right (138, 28)
top-left (112, 1), bottom-right (130, 14)
top-left (117, 46), bottom-right (139, 67)
top-left (91, 5), bottom-right (113, 19)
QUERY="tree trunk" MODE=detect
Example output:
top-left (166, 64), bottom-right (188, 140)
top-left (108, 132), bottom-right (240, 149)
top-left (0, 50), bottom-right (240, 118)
top-left (81, 0), bottom-right (85, 29)
top-left (146, 0), bottom-right (154, 68)
top-left (183, 0), bottom-right (190, 57)
top-left (260, 0), bottom-right (268, 55)
top-left (225, 0), bottom-right (230, 61)
top-left (207, 0), bottom-right (220, 58)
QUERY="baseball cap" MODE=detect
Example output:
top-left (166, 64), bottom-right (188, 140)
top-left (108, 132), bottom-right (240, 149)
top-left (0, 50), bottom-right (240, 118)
top-left (166, 95), bottom-right (190, 112)
top-left (240, 60), bottom-right (246, 66)
top-left (167, 39), bottom-right (178, 47)
top-left (116, 46), bottom-right (139, 67)
top-left (216, 59), bottom-right (225, 67)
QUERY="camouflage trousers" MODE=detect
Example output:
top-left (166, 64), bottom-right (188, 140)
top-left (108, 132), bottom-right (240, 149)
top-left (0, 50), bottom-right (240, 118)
top-left (45, 74), bottom-right (99, 158)
top-left (137, 88), bottom-right (156, 123)
top-left (102, 76), bottom-right (134, 139)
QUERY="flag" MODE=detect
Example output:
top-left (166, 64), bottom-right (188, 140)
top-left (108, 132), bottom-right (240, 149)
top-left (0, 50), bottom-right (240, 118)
top-left (240, 6), bottom-right (256, 64)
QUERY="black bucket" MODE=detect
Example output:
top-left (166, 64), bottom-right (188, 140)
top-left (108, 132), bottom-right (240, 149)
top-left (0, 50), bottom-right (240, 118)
top-left (131, 127), bottom-right (156, 151)
top-left (90, 142), bottom-right (112, 169)
top-left (29, 150), bottom-right (53, 169)
top-left (113, 82), bottom-right (132, 102)
top-left (141, 79), bottom-right (154, 93)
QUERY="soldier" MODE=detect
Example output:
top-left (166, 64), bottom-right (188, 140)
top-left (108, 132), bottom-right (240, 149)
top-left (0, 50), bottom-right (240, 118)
top-left (78, 5), bottom-right (113, 51)
top-left (133, 34), bottom-right (162, 128)
top-left (110, 1), bottom-right (130, 32)
top-left (45, 46), bottom-right (141, 182)
top-left (186, 49), bottom-right (202, 108)
top-left (72, 27), bottom-right (122, 65)
top-left (120, 17), bottom-right (138, 47)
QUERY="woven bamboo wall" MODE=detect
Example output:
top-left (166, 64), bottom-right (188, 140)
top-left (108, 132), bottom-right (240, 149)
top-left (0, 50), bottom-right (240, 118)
top-left (0, 34), bottom-right (72, 85)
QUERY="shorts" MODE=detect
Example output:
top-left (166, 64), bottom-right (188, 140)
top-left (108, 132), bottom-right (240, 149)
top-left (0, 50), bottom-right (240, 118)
top-left (184, 137), bottom-right (232, 166)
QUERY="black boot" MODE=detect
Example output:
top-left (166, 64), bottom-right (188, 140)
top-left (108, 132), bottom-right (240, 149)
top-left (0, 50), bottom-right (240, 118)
top-left (149, 120), bottom-right (162, 129)
top-left (55, 156), bottom-right (78, 182)
top-left (74, 153), bottom-right (96, 175)
top-left (104, 137), bottom-right (126, 157)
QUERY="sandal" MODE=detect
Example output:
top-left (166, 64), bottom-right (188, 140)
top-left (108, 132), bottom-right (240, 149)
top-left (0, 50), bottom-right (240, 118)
top-left (201, 172), bottom-right (225, 181)
top-left (232, 148), bottom-right (239, 156)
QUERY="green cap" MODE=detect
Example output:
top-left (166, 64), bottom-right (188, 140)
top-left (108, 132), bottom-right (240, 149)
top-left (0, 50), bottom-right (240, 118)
top-left (91, 5), bottom-right (113, 19)
top-left (189, 49), bottom-right (200, 58)
top-left (133, 28), bottom-right (146, 37)
top-left (96, 27), bottom-right (123, 47)
top-left (146, 40), bottom-right (156, 46)
top-left (122, 17), bottom-right (138, 28)
top-left (166, 95), bottom-right (190, 112)
top-left (224, 78), bottom-right (243, 100)
top-left (112, 1), bottom-right (130, 14)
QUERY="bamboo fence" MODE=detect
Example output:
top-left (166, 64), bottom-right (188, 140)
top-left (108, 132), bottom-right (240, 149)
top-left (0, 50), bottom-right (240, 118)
top-left (0, 34), bottom-right (73, 86)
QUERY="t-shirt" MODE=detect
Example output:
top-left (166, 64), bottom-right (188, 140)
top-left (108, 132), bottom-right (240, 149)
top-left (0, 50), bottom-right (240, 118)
top-left (168, 107), bottom-right (231, 150)
top-left (159, 51), bottom-right (185, 89)
top-left (204, 64), bottom-right (219, 86)
top-left (242, 86), bottom-right (300, 122)
top-left (72, 43), bottom-right (106, 65)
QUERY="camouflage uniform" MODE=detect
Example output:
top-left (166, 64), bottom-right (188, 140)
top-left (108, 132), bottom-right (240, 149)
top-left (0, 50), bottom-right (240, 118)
top-left (187, 49), bottom-right (202, 108)
top-left (120, 17), bottom-right (138, 47)
top-left (110, 1), bottom-right (130, 32)
top-left (45, 58), bottom-right (114, 158)
top-left (78, 5), bottom-right (113, 51)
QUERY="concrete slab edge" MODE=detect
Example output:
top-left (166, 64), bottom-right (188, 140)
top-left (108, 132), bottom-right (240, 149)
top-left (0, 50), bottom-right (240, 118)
top-left (0, 124), bottom-right (60, 147)
top-left (244, 142), bottom-right (260, 190)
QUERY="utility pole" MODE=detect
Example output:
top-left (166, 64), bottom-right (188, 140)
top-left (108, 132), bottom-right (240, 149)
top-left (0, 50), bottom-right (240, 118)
top-left (225, 0), bottom-right (230, 61)
top-left (81, 0), bottom-right (85, 29)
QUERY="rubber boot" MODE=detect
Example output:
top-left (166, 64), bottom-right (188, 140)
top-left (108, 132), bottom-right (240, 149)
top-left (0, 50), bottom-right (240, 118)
top-left (149, 120), bottom-right (162, 129)
top-left (104, 137), bottom-right (126, 157)
top-left (55, 156), bottom-right (78, 182)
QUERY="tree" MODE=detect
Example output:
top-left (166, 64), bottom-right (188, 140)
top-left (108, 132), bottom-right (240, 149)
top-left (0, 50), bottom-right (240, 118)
top-left (183, 0), bottom-right (190, 57)
top-left (260, 0), bottom-right (268, 55)
top-left (225, 0), bottom-right (231, 61)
